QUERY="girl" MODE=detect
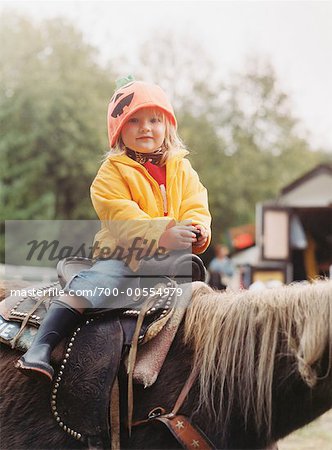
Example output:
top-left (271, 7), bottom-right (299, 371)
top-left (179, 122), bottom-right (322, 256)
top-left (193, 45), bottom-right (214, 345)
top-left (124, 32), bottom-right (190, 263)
top-left (15, 77), bottom-right (211, 382)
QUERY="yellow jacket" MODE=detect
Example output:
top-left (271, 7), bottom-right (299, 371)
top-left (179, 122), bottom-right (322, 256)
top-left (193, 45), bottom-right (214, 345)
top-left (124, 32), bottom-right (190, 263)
top-left (90, 150), bottom-right (211, 271)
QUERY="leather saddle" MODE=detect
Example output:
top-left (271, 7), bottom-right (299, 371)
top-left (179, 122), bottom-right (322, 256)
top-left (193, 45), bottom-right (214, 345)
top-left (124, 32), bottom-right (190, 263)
top-left (1, 254), bottom-right (206, 449)
top-left (3, 253), bottom-right (206, 344)
top-left (52, 253), bottom-right (206, 448)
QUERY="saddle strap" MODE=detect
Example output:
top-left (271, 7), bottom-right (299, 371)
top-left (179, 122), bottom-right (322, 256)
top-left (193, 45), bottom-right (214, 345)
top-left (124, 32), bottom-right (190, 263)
top-left (127, 296), bottom-right (156, 434)
top-left (110, 377), bottom-right (120, 450)
top-left (10, 293), bottom-right (49, 348)
top-left (155, 415), bottom-right (215, 450)
top-left (170, 366), bottom-right (200, 416)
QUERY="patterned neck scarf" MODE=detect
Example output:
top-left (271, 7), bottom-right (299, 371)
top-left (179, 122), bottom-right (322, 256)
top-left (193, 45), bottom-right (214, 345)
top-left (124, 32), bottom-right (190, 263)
top-left (125, 147), bottom-right (164, 166)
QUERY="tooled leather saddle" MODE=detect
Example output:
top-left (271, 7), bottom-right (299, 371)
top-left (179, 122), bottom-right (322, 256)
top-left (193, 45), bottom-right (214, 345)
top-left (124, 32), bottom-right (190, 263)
top-left (1, 253), bottom-right (206, 449)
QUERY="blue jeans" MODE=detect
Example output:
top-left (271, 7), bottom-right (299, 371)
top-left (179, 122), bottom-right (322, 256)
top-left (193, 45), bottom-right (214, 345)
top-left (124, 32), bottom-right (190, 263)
top-left (63, 259), bottom-right (134, 308)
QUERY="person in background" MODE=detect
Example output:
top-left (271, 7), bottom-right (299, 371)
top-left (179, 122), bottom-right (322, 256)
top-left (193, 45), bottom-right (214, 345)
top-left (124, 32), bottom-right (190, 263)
top-left (208, 244), bottom-right (234, 290)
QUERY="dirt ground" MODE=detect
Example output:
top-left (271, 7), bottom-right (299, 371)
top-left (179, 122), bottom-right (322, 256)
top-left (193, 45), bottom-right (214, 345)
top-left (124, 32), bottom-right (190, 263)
top-left (278, 409), bottom-right (332, 450)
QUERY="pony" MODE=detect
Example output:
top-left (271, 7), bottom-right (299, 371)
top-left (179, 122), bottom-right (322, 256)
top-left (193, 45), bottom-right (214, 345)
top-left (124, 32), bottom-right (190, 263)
top-left (1, 279), bottom-right (331, 449)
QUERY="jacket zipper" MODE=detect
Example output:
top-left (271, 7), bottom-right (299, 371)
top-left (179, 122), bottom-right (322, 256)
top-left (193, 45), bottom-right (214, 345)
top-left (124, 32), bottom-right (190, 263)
top-left (137, 165), bottom-right (168, 216)
top-left (114, 156), bottom-right (178, 216)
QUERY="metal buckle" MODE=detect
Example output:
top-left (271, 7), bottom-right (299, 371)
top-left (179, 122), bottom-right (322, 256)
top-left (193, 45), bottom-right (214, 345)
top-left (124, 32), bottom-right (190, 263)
top-left (148, 407), bottom-right (166, 419)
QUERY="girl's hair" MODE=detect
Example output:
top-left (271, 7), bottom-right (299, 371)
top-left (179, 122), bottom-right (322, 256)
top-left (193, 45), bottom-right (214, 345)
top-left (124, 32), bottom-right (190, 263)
top-left (103, 107), bottom-right (186, 165)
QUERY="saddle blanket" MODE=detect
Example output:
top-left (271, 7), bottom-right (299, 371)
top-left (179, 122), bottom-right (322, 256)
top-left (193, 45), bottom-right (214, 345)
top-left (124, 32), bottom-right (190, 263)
top-left (0, 314), bottom-right (37, 350)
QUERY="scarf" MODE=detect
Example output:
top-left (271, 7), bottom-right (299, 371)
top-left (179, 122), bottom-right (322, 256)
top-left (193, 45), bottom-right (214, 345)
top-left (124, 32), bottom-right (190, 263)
top-left (125, 147), bottom-right (164, 166)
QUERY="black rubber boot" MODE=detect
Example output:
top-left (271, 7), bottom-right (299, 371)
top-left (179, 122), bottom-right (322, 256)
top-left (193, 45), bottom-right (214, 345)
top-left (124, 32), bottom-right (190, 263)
top-left (15, 299), bottom-right (82, 382)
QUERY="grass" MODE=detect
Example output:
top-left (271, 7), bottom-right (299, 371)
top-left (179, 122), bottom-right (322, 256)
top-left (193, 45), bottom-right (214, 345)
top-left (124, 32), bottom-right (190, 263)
top-left (278, 409), bottom-right (332, 450)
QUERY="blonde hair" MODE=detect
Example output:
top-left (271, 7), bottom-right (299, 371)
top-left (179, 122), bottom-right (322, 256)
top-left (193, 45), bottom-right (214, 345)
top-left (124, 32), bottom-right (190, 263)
top-left (103, 107), bottom-right (186, 165)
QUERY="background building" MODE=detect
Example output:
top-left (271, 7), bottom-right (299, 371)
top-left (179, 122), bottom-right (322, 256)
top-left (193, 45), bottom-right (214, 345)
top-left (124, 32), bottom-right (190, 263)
top-left (233, 164), bottom-right (332, 288)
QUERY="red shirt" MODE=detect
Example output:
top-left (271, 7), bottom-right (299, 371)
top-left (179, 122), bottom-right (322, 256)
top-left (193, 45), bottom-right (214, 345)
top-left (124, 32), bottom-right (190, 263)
top-left (144, 161), bottom-right (167, 215)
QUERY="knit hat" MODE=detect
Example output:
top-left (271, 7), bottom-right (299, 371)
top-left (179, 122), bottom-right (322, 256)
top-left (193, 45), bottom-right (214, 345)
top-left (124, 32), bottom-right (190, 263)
top-left (107, 76), bottom-right (177, 148)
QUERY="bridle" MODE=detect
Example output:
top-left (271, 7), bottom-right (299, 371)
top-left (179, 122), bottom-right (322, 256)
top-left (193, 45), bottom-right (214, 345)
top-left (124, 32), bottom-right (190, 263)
top-left (131, 366), bottom-right (216, 450)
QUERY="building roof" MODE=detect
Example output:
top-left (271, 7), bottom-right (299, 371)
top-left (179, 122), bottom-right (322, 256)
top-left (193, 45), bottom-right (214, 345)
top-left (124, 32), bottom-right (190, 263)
top-left (278, 163), bottom-right (332, 207)
top-left (281, 164), bottom-right (332, 196)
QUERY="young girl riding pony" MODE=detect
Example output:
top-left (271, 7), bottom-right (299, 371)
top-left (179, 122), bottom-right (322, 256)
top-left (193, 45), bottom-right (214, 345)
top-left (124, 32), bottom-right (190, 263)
top-left (16, 76), bottom-right (211, 382)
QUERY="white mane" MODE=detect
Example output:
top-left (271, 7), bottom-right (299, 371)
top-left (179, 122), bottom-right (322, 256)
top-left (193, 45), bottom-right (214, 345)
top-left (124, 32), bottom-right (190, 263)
top-left (184, 280), bottom-right (332, 435)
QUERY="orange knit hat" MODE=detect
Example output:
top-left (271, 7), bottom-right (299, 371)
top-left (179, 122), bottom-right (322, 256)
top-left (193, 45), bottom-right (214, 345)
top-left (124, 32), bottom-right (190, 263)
top-left (107, 77), bottom-right (177, 148)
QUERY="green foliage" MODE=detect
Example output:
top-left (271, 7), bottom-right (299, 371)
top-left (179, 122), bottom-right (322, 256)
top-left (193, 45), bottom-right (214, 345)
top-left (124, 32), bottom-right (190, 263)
top-left (1, 13), bottom-right (331, 260)
top-left (178, 62), bottom-right (329, 243)
top-left (0, 12), bottom-right (113, 222)
top-left (128, 35), bottom-right (330, 242)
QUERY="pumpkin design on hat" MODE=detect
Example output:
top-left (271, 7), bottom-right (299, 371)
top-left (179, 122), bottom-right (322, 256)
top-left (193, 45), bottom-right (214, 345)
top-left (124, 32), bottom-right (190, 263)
top-left (107, 76), bottom-right (177, 148)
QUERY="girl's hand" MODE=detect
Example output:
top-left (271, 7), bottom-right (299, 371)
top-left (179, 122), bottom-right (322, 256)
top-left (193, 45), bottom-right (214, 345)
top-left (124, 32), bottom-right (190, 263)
top-left (192, 224), bottom-right (209, 248)
top-left (159, 220), bottom-right (198, 250)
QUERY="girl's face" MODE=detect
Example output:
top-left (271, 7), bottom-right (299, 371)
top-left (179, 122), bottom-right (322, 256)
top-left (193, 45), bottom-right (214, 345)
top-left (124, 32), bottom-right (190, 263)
top-left (121, 108), bottom-right (166, 153)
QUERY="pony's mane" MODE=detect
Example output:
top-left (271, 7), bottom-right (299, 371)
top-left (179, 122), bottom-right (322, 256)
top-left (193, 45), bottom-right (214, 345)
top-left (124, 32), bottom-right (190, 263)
top-left (184, 280), bottom-right (332, 435)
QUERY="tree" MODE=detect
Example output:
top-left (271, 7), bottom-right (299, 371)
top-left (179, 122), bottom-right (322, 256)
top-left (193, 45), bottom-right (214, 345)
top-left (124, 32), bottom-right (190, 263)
top-left (1, 17), bottom-right (330, 256)
top-left (118, 37), bottom-right (330, 243)
top-left (0, 12), bottom-right (114, 221)
top-left (115, 29), bottom-right (220, 115)
top-left (178, 59), bottom-right (330, 243)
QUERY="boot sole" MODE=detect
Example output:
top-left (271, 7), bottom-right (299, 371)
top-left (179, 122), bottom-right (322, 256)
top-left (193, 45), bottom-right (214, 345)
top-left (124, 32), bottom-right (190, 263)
top-left (15, 359), bottom-right (53, 383)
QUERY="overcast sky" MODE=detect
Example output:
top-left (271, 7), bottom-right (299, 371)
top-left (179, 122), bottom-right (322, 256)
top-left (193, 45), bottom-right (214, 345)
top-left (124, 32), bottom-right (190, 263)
top-left (1, 1), bottom-right (332, 150)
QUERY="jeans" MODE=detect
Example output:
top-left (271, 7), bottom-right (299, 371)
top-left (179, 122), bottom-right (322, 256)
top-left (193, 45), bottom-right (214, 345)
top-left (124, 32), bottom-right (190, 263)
top-left (63, 259), bottom-right (134, 308)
